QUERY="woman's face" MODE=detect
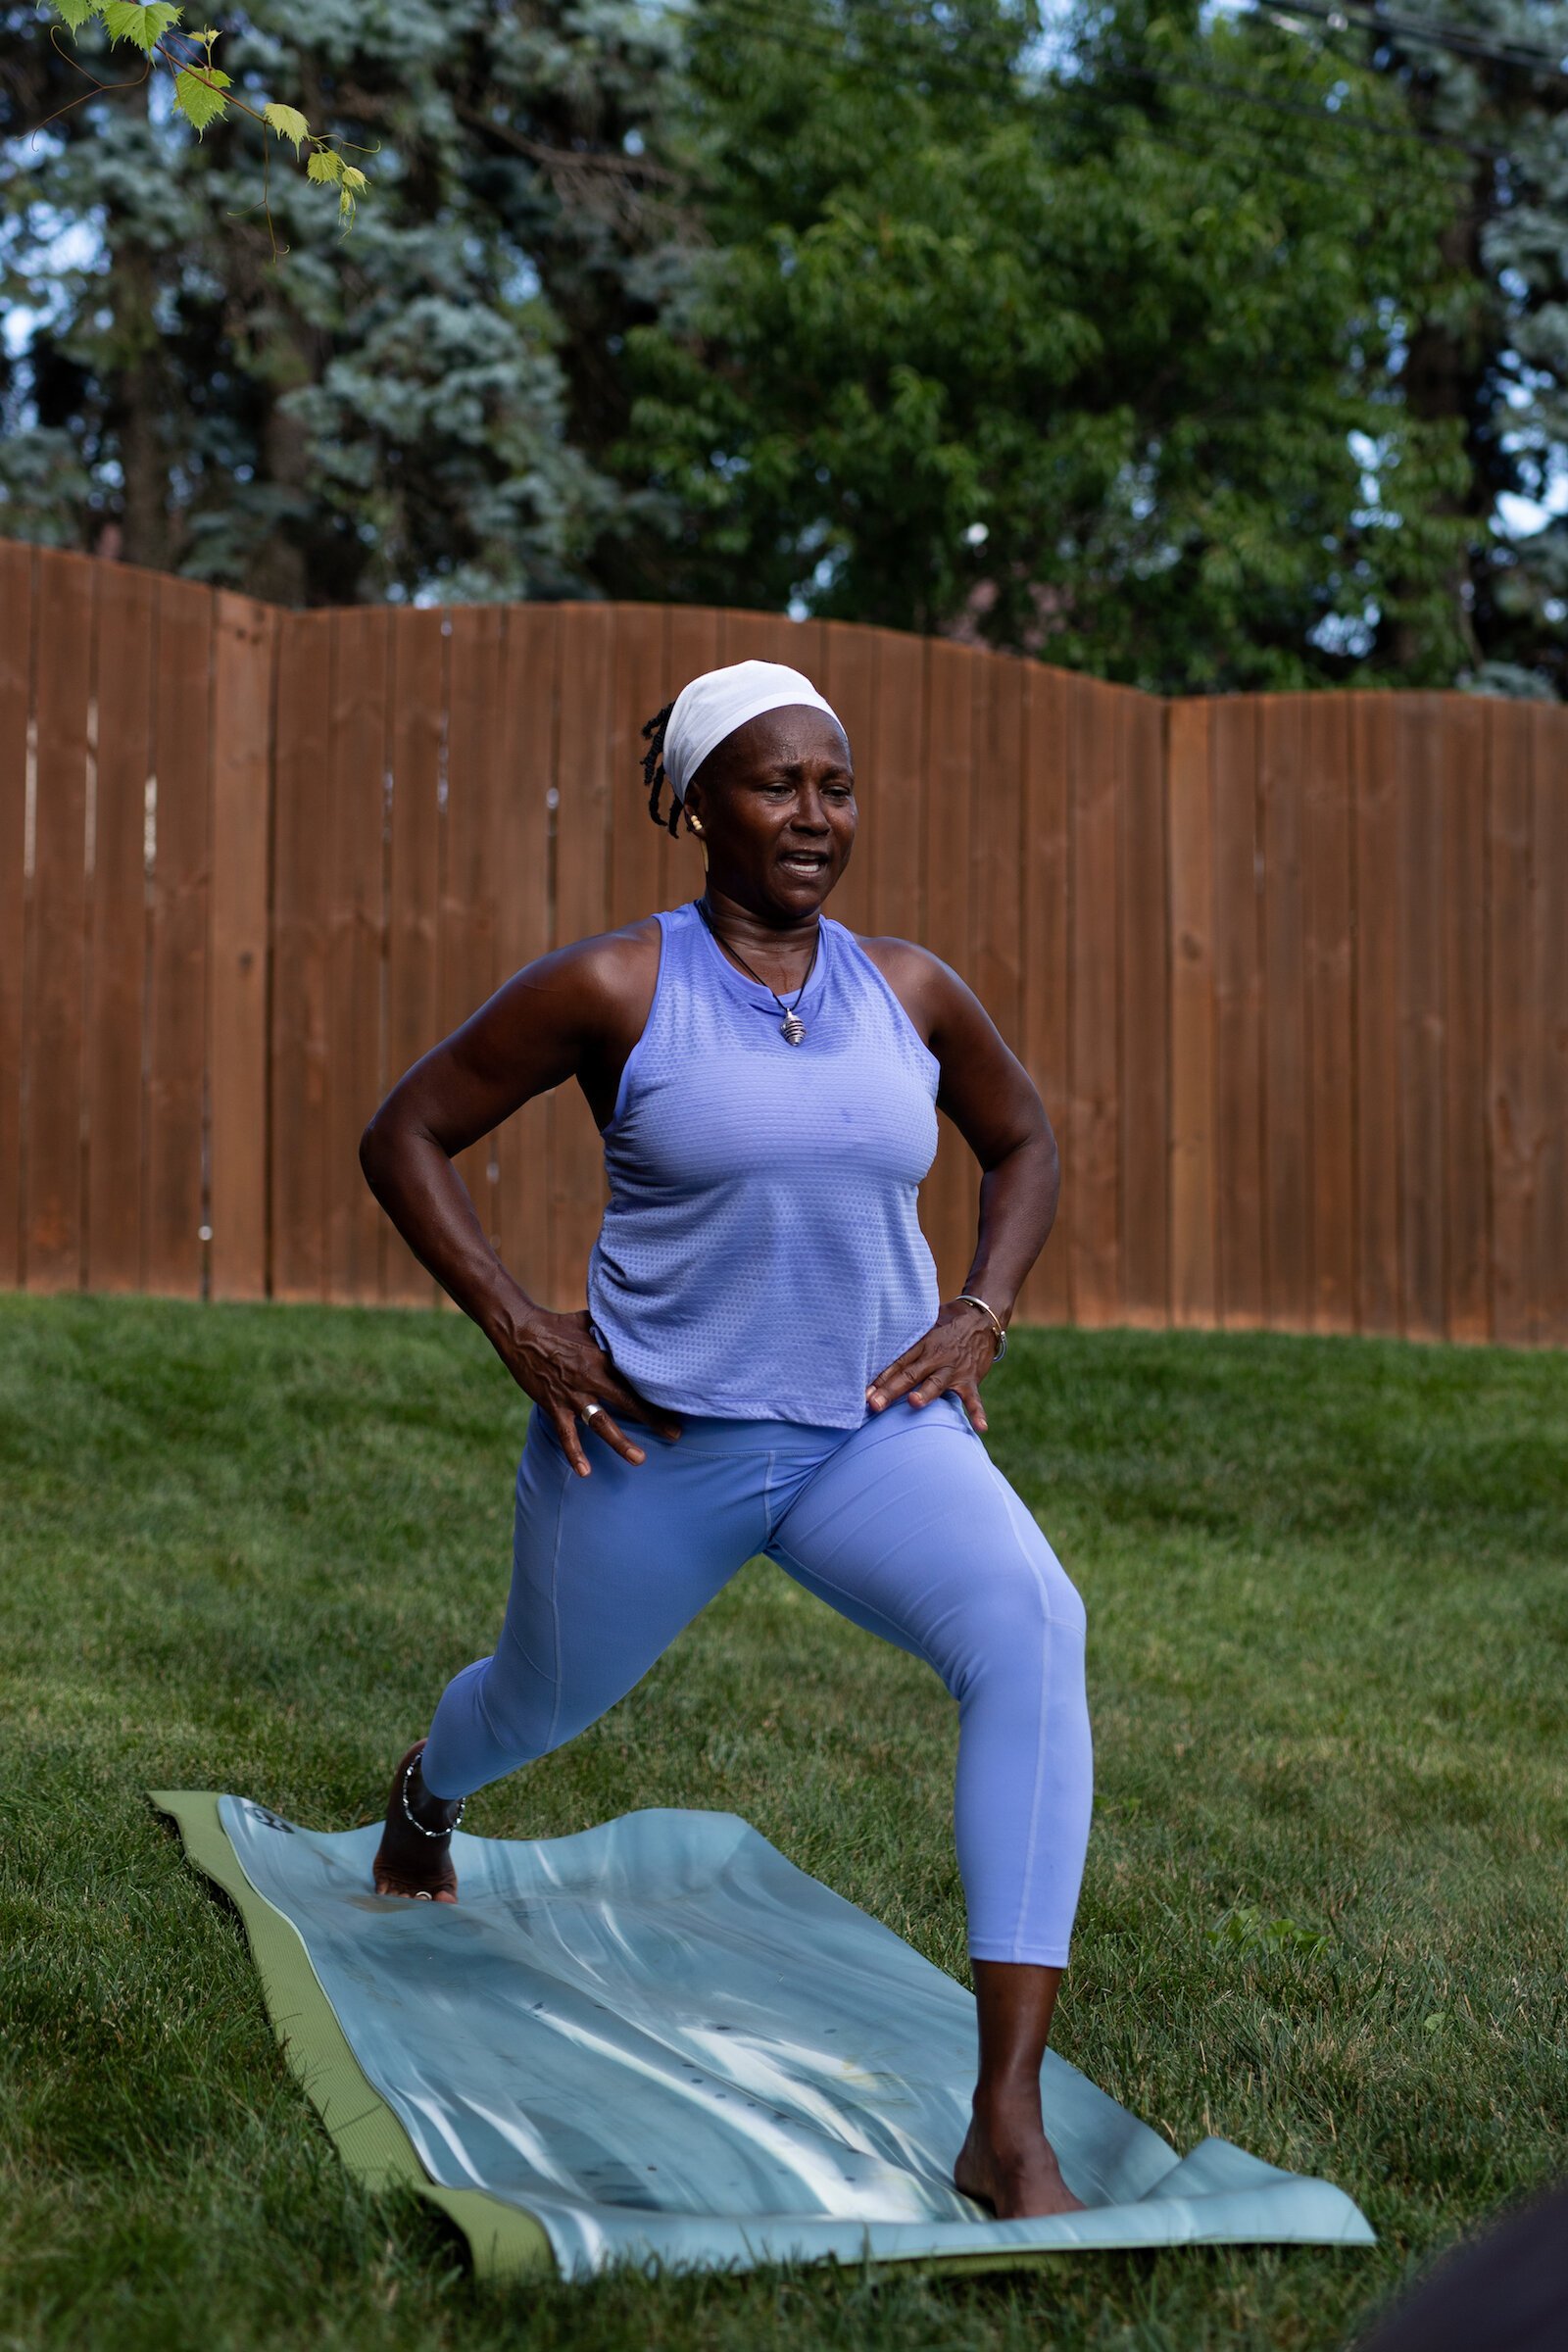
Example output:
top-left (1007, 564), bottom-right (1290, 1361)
top-left (683, 705), bottom-right (857, 921)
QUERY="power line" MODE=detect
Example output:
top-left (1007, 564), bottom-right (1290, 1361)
top-left (1253, 0), bottom-right (1568, 78)
top-left (1102, 48), bottom-right (1504, 165)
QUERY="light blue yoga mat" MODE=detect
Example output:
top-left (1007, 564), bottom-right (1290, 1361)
top-left (159, 1792), bottom-right (1374, 2280)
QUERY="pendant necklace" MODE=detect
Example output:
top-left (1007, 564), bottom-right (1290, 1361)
top-left (697, 898), bottom-right (819, 1046)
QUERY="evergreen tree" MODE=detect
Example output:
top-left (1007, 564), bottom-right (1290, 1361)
top-left (0, 1), bottom-right (689, 603)
top-left (1336, 0), bottom-right (1568, 697)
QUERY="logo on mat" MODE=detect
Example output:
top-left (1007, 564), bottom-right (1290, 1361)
top-left (242, 1802), bottom-right (296, 1834)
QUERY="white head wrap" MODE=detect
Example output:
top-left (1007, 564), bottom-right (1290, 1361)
top-left (661, 660), bottom-right (844, 803)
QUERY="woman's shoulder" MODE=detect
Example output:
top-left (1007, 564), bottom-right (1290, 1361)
top-left (838, 930), bottom-right (969, 1049)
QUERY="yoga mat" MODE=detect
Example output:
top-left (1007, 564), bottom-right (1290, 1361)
top-left (155, 1792), bottom-right (1374, 2281)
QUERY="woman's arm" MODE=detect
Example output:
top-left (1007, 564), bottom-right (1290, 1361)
top-left (860, 942), bottom-right (1058, 1431)
top-left (359, 926), bottom-right (679, 1474)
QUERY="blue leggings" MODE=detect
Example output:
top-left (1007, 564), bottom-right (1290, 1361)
top-left (421, 1396), bottom-right (1092, 1966)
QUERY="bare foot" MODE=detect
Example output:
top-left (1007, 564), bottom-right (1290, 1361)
top-left (954, 2088), bottom-right (1085, 2219)
top-left (371, 1739), bottom-right (462, 1903)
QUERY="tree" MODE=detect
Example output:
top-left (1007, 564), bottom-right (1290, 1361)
top-left (622, 0), bottom-right (1473, 690)
top-left (0, 1), bottom-right (691, 604)
top-left (1332, 0), bottom-right (1568, 698)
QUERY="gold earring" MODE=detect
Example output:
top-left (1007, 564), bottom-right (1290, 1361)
top-left (687, 812), bottom-right (705, 836)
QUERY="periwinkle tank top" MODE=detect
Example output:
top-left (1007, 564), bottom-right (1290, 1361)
top-left (586, 901), bottom-right (941, 1428)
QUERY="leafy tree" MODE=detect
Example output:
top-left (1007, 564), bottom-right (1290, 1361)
top-left (623, 0), bottom-right (1473, 690)
top-left (0, 1), bottom-right (689, 603)
top-left (1325, 0), bottom-right (1568, 698)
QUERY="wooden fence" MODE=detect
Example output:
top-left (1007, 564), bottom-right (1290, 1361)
top-left (2, 539), bottom-right (1564, 1343)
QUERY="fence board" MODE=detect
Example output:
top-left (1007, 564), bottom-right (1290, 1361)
top-left (143, 578), bottom-right (213, 1298)
top-left (1167, 698), bottom-right (1216, 1327)
top-left (23, 554), bottom-right (93, 1290)
top-left (1260, 698), bottom-right (1311, 1330)
top-left (1532, 707), bottom-right (1567, 1345)
top-left (922, 640), bottom-right (981, 1296)
top-left (83, 564), bottom-right (154, 1292)
top-left (1486, 702), bottom-right (1535, 1344)
top-left (208, 594), bottom-right (274, 1301)
top-left (1016, 662), bottom-right (1070, 1325)
top-left (1352, 696), bottom-right (1403, 1335)
top-left (1437, 695), bottom-right (1489, 1341)
top-left (1120, 689), bottom-right (1168, 1325)
top-left (819, 619), bottom-right (876, 934)
top-left (441, 605), bottom-right (507, 1269)
top-left (324, 608), bottom-right (390, 1302)
top-left (1303, 693), bottom-right (1355, 1333)
top-left (551, 605), bottom-right (614, 1309)
top-left (865, 628), bottom-right (925, 946)
top-left (659, 607), bottom-right (721, 915)
top-left (607, 606), bottom-right (670, 932)
top-left (270, 615), bottom-right (333, 1300)
top-left (1211, 699), bottom-right (1264, 1326)
top-left (0, 541), bottom-right (32, 1287)
top-left (380, 610), bottom-right (445, 1305)
top-left (1396, 698), bottom-right (1447, 1342)
top-left (1067, 679), bottom-right (1121, 1324)
top-left (493, 605), bottom-right (559, 1310)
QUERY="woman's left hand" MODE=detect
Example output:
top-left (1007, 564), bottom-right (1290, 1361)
top-left (865, 1298), bottom-right (1004, 1432)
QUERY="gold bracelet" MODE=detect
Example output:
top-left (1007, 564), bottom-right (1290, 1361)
top-left (956, 1292), bottom-right (1007, 1362)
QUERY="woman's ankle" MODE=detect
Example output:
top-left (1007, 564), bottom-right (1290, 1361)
top-left (404, 1754), bottom-right (465, 1836)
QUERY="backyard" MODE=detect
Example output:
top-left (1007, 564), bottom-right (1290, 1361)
top-left (2, 1296), bottom-right (1563, 2350)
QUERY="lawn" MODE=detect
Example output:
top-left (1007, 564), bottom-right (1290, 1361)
top-left (1, 1295), bottom-right (1564, 2352)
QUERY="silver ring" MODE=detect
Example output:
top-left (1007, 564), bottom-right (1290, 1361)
top-left (582, 1400), bottom-right (604, 1422)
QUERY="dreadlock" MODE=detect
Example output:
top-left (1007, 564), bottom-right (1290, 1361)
top-left (641, 702), bottom-right (680, 836)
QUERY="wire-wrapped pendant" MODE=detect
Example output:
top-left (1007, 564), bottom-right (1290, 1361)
top-left (780, 1011), bottom-right (807, 1046)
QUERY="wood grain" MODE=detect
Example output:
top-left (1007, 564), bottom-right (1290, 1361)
top-left (323, 607), bottom-right (390, 1302)
top-left (9, 566), bottom-right (1564, 1353)
top-left (921, 640), bottom-right (981, 1296)
top-left (1067, 679), bottom-right (1121, 1324)
top-left (493, 604), bottom-right (558, 1311)
top-left (381, 609), bottom-right (445, 1305)
top-left (1166, 697), bottom-right (1216, 1328)
top-left (1119, 687), bottom-right (1168, 1326)
top-left (85, 563), bottom-right (155, 1292)
top-left (441, 605), bottom-right (507, 1270)
top-left (207, 595), bottom-right (274, 1301)
top-left (1259, 697), bottom-right (1311, 1330)
top-left (1531, 705), bottom-right (1567, 1345)
top-left (24, 553), bottom-right (94, 1290)
top-left (1437, 694), bottom-right (1490, 1342)
top-left (1211, 698), bottom-right (1265, 1326)
top-left (0, 540), bottom-right (33, 1288)
top-left (1302, 693), bottom-right (1355, 1333)
top-left (1396, 697), bottom-right (1446, 1341)
top-left (550, 604), bottom-right (614, 1308)
top-left (1351, 696), bottom-right (1403, 1336)
top-left (270, 614), bottom-right (333, 1300)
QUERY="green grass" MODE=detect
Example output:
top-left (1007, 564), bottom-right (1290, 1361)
top-left (2, 1296), bottom-right (1564, 2352)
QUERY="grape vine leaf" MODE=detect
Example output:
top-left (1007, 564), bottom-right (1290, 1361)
top-left (100, 2), bottom-right (182, 51)
top-left (263, 102), bottom-right (310, 154)
top-left (174, 64), bottom-right (230, 132)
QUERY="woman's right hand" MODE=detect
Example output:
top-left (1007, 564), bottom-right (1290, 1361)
top-left (496, 1306), bottom-right (681, 1478)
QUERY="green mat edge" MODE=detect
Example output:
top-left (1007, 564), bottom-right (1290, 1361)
top-left (151, 1789), bottom-right (1115, 2286)
top-left (150, 1789), bottom-right (558, 2284)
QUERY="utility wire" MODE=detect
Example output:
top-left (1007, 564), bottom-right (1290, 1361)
top-left (1102, 48), bottom-right (1506, 162)
top-left (1254, 0), bottom-right (1568, 77)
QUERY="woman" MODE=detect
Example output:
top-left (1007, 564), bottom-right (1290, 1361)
top-left (359, 659), bottom-right (1092, 2221)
